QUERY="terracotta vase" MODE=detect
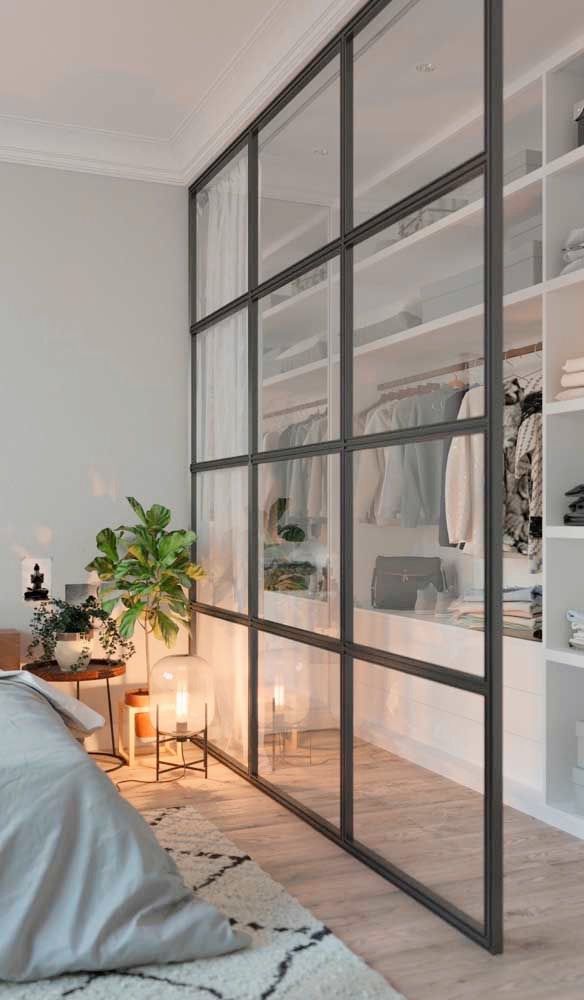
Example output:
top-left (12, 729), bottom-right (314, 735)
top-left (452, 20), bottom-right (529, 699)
top-left (125, 688), bottom-right (156, 738)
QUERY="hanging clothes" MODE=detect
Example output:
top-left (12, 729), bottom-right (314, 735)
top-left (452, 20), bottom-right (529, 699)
top-left (503, 377), bottom-right (530, 556)
top-left (444, 385), bottom-right (485, 555)
top-left (515, 371), bottom-right (543, 573)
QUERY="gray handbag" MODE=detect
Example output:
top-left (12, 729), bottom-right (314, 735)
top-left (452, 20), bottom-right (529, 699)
top-left (371, 556), bottom-right (445, 611)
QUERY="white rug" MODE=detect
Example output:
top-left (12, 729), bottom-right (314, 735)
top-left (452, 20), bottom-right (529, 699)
top-left (1, 804), bottom-right (403, 1000)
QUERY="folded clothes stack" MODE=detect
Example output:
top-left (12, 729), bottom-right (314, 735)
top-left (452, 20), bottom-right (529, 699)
top-left (567, 609), bottom-right (584, 651)
top-left (560, 227), bottom-right (584, 277)
top-left (556, 356), bottom-right (584, 401)
top-left (564, 483), bottom-right (584, 525)
top-left (451, 586), bottom-right (542, 640)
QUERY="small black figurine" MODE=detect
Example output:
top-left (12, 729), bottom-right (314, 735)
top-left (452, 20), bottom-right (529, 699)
top-left (24, 563), bottom-right (49, 602)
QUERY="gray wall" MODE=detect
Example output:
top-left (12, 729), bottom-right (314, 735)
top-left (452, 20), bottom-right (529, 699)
top-left (0, 162), bottom-right (189, 734)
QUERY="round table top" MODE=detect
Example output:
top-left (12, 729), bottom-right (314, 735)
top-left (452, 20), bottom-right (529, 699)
top-left (26, 659), bottom-right (126, 682)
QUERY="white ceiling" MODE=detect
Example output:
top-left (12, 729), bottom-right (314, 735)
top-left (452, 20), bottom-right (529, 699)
top-left (0, 0), bottom-right (584, 186)
top-left (0, 0), bottom-right (363, 183)
top-left (0, 0), bottom-right (277, 140)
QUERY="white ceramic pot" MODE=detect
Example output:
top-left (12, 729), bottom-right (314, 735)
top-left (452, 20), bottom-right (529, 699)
top-left (54, 632), bottom-right (94, 672)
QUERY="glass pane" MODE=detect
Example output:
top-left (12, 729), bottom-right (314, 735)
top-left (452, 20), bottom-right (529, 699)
top-left (259, 454), bottom-right (340, 637)
top-left (259, 57), bottom-right (340, 282)
top-left (195, 614), bottom-right (248, 766)
top-left (195, 308), bottom-right (248, 462)
top-left (196, 466), bottom-right (248, 614)
top-left (354, 0), bottom-right (484, 223)
top-left (354, 659), bottom-right (484, 924)
top-left (353, 434), bottom-right (486, 675)
top-left (259, 259), bottom-right (339, 445)
top-left (353, 179), bottom-right (485, 429)
top-left (259, 633), bottom-right (340, 826)
top-left (196, 148), bottom-right (248, 319)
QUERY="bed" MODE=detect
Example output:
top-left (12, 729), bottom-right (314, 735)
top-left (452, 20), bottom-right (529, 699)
top-left (0, 671), bottom-right (247, 982)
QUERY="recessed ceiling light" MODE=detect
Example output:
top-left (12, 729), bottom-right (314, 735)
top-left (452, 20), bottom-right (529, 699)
top-left (416, 62), bottom-right (436, 73)
top-left (313, 147), bottom-right (329, 156)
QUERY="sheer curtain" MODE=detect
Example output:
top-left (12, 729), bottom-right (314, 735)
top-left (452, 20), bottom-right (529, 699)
top-left (195, 153), bottom-right (249, 762)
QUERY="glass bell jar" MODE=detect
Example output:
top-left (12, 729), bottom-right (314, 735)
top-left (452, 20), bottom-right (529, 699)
top-left (149, 654), bottom-right (214, 736)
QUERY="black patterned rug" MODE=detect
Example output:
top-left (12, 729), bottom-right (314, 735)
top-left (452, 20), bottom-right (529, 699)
top-left (1, 805), bottom-right (403, 999)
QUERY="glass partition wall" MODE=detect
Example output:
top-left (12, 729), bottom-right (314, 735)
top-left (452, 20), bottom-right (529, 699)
top-left (190, 0), bottom-right (503, 953)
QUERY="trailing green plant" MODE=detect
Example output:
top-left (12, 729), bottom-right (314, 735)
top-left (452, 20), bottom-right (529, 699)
top-left (28, 596), bottom-right (135, 668)
top-left (85, 497), bottom-right (204, 683)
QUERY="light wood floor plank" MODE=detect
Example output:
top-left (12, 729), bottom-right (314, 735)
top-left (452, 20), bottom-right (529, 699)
top-left (118, 747), bottom-right (584, 1000)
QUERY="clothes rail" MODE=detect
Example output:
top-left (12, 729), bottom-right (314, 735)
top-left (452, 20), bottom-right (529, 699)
top-left (377, 341), bottom-right (542, 392)
top-left (264, 397), bottom-right (327, 419)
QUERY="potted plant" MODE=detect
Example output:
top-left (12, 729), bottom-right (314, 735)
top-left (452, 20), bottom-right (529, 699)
top-left (86, 497), bottom-right (204, 736)
top-left (28, 597), bottom-right (135, 672)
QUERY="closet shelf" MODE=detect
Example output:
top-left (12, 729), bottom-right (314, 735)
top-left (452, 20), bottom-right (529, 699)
top-left (545, 269), bottom-right (584, 297)
top-left (545, 647), bottom-right (584, 669)
top-left (546, 143), bottom-right (584, 179)
top-left (261, 175), bottom-right (542, 336)
top-left (545, 526), bottom-right (584, 539)
top-left (261, 284), bottom-right (543, 389)
top-left (544, 398), bottom-right (584, 416)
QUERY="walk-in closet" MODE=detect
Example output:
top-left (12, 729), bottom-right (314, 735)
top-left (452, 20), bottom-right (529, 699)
top-left (191, 0), bottom-right (584, 953)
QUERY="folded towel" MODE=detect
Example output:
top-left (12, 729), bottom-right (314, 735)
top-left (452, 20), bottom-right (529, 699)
top-left (563, 356), bottom-right (584, 373)
top-left (555, 387), bottom-right (584, 400)
top-left (567, 610), bottom-right (584, 623)
top-left (560, 259), bottom-right (584, 276)
top-left (565, 227), bottom-right (584, 249)
top-left (561, 372), bottom-right (584, 388)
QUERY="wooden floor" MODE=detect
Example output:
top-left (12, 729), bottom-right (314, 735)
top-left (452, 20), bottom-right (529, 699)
top-left (119, 742), bottom-right (584, 1000)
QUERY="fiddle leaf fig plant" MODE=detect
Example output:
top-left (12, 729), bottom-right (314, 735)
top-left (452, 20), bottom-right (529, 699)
top-left (85, 497), bottom-right (204, 683)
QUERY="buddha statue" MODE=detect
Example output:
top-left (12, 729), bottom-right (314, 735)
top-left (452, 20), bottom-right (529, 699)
top-left (24, 563), bottom-right (49, 602)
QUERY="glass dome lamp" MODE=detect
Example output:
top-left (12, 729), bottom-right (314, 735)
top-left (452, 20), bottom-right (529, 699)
top-left (149, 654), bottom-right (214, 737)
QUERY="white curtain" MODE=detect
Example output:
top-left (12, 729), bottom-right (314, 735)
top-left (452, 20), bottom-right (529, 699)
top-left (194, 153), bottom-right (249, 761)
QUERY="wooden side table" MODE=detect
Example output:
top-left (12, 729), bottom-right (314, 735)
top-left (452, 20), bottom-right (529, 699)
top-left (27, 660), bottom-right (126, 772)
top-left (117, 701), bottom-right (150, 768)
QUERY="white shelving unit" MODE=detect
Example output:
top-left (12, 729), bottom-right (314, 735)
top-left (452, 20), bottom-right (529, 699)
top-left (259, 29), bottom-right (584, 840)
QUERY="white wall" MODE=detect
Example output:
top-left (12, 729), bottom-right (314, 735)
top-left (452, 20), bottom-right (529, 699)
top-left (0, 161), bottom-right (189, 742)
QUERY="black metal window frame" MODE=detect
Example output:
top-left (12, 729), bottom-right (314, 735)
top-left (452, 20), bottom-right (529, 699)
top-left (189, 0), bottom-right (503, 954)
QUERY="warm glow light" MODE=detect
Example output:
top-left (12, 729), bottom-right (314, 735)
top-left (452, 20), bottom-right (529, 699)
top-left (176, 686), bottom-right (189, 723)
top-left (274, 683), bottom-right (285, 708)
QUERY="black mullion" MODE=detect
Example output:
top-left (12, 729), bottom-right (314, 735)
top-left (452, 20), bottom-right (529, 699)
top-left (191, 292), bottom-right (249, 336)
top-left (189, 184), bottom-right (199, 614)
top-left (190, 134), bottom-right (249, 198)
top-left (191, 603), bottom-right (488, 695)
top-left (340, 15), bottom-right (354, 842)
top-left (254, 41), bottom-right (341, 136)
top-left (347, 153), bottom-right (485, 251)
top-left (252, 238), bottom-right (341, 302)
top-left (189, 0), bottom-right (503, 955)
top-left (350, 641), bottom-right (486, 696)
top-left (192, 151), bottom-right (485, 337)
top-left (484, 0), bottom-right (504, 956)
top-left (248, 128), bottom-right (259, 779)
top-left (201, 737), bottom-right (489, 950)
top-left (190, 454), bottom-right (248, 474)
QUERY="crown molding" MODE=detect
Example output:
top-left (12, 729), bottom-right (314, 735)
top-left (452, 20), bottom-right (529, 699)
top-left (0, 0), bottom-right (364, 186)
top-left (175, 0), bottom-right (364, 185)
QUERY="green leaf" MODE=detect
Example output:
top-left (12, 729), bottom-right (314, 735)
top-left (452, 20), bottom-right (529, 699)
top-left (96, 527), bottom-right (118, 562)
top-left (85, 556), bottom-right (115, 580)
top-left (100, 597), bottom-right (118, 615)
top-left (146, 503), bottom-right (172, 532)
top-left (152, 610), bottom-right (179, 647)
top-left (126, 497), bottom-right (148, 525)
top-left (185, 562), bottom-right (205, 580)
top-left (159, 577), bottom-right (185, 600)
top-left (158, 530), bottom-right (196, 565)
top-left (127, 543), bottom-right (149, 565)
top-left (118, 603), bottom-right (146, 638)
